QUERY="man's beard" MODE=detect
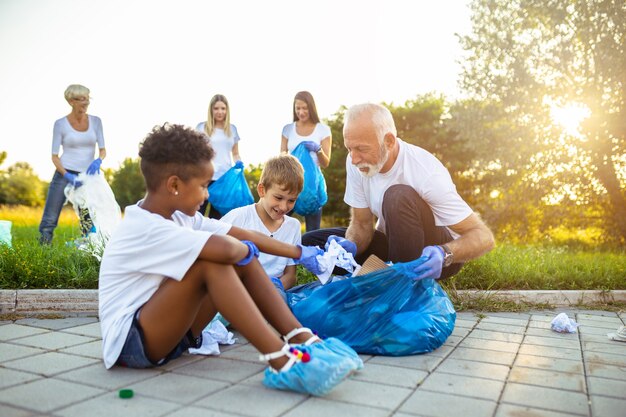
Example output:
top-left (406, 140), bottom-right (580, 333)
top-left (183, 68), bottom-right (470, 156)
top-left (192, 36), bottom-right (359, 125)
top-left (356, 142), bottom-right (389, 178)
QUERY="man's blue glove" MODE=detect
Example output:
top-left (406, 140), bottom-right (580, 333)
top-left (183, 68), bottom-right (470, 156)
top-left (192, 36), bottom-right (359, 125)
top-left (413, 246), bottom-right (444, 281)
top-left (325, 235), bottom-right (357, 257)
top-left (63, 172), bottom-right (83, 188)
top-left (302, 141), bottom-right (321, 153)
top-left (236, 240), bottom-right (260, 266)
top-left (234, 160), bottom-right (244, 170)
top-left (294, 245), bottom-right (324, 275)
top-left (86, 158), bottom-right (102, 175)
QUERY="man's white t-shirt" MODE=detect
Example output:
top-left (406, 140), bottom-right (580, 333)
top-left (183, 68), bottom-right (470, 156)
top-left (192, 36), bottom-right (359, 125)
top-left (98, 204), bottom-right (231, 369)
top-left (281, 122), bottom-right (331, 166)
top-left (344, 138), bottom-right (473, 235)
top-left (195, 122), bottom-right (240, 181)
top-left (52, 115), bottom-right (106, 172)
top-left (221, 204), bottom-right (301, 278)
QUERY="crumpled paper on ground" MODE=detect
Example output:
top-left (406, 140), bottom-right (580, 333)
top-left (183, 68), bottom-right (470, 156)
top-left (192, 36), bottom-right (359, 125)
top-left (315, 240), bottom-right (359, 284)
top-left (550, 312), bottom-right (579, 333)
top-left (607, 325), bottom-right (626, 342)
top-left (188, 318), bottom-right (237, 355)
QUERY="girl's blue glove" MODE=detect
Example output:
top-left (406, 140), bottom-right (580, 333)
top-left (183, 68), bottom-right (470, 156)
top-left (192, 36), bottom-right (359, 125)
top-left (413, 246), bottom-right (444, 280)
top-left (294, 245), bottom-right (324, 275)
top-left (63, 172), bottom-right (83, 188)
top-left (86, 158), bottom-right (102, 175)
top-left (302, 141), bottom-right (321, 152)
top-left (236, 240), bottom-right (260, 266)
top-left (234, 160), bottom-right (244, 169)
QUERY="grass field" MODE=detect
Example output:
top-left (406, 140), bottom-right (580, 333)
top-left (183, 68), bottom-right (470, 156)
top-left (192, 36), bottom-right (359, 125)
top-left (1, 205), bottom-right (624, 291)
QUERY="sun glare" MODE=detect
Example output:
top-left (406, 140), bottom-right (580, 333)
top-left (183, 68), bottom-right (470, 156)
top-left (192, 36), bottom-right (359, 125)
top-left (550, 103), bottom-right (591, 138)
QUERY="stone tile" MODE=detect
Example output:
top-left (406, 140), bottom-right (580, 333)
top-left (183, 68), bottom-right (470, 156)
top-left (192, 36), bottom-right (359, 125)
top-left (467, 329), bottom-right (524, 344)
top-left (577, 312), bottom-right (621, 321)
top-left (443, 334), bottom-right (463, 347)
top-left (173, 357), bottom-right (265, 383)
top-left (579, 325), bottom-right (617, 336)
top-left (0, 378), bottom-right (104, 413)
top-left (194, 383), bottom-right (306, 417)
top-left (4, 351), bottom-right (99, 376)
top-left (584, 351), bottom-right (626, 367)
top-left (585, 361), bottom-right (626, 380)
top-left (480, 316), bottom-right (529, 326)
top-left (0, 342), bottom-right (46, 363)
top-left (495, 403), bottom-right (580, 417)
top-left (420, 372), bottom-right (504, 401)
top-left (579, 332), bottom-right (619, 344)
top-left (577, 318), bottom-right (623, 329)
top-left (59, 340), bottom-right (102, 359)
top-left (523, 335), bottom-right (581, 350)
top-left (528, 319), bottom-right (553, 330)
top-left (168, 406), bottom-right (250, 417)
top-left (54, 391), bottom-right (178, 417)
top-left (447, 346), bottom-right (516, 366)
top-left (132, 372), bottom-right (228, 404)
top-left (0, 404), bottom-right (40, 417)
top-left (485, 312), bottom-right (532, 320)
top-left (518, 344), bottom-right (582, 361)
top-left (159, 353), bottom-right (205, 371)
top-left (426, 343), bottom-right (455, 358)
top-left (283, 397), bottom-right (390, 417)
top-left (0, 324), bottom-right (48, 341)
top-left (0, 367), bottom-right (41, 389)
top-left (367, 353), bottom-right (444, 372)
top-left (323, 378), bottom-right (412, 410)
top-left (455, 318), bottom-right (479, 328)
top-left (525, 326), bottom-right (581, 339)
top-left (350, 362), bottom-right (428, 388)
top-left (583, 340), bottom-right (626, 356)
top-left (60, 322), bottom-right (102, 338)
top-left (475, 322), bottom-right (526, 334)
top-left (15, 317), bottom-right (97, 330)
top-left (436, 358), bottom-right (510, 381)
top-left (456, 312), bottom-right (480, 320)
top-left (400, 390), bottom-right (496, 417)
top-left (460, 338), bottom-right (520, 353)
top-left (508, 366), bottom-right (585, 392)
top-left (590, 395), bottom-right (626, 417)
top-left (11, 331), bottom-right (96, 350)
top-left (587, 376), bottom-right (626, 399)
top-left (529, 313), bottom-right (556, 322)
top-left (514, 354), bottom-right (583, 374)
top-left (218, 343), bottom-right (260, 363)
top-left (450, 326), bottom-right (471, 338)
top-left (56, 362), bottom-right (163, 390)
top-left (501, 382), bottom-right (589, 415)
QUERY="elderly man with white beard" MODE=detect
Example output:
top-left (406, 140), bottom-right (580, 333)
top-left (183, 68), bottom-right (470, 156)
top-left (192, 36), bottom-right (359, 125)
top-left (302, 103), bottom-right (495, 281)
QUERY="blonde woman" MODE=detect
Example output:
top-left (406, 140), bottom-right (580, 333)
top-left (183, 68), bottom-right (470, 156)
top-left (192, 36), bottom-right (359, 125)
top-left (196, 94), bottom-right (242, 218)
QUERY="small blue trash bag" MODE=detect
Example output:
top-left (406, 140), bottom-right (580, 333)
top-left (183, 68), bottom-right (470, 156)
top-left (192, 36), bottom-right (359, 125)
top-left (0, 220), bottom-right (12, 247)
top-left (291, 143), bottom-right (328, 216)
top-left (287, 257), bottom-right (456, 356)
top-left (208, 164), bottom-right (254, 216)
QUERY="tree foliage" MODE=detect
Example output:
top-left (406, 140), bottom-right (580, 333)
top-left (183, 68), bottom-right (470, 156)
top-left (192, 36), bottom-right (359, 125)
top-left (0, 161), bottom-right (46, 206)
top-left (110, 158), bottom-right (145, 210)
top-left (460, 0), bottom-right (626, 243)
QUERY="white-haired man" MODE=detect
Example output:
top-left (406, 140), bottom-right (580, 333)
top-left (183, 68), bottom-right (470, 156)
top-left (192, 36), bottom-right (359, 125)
top-left (303, 103), bottom-right (495, 280)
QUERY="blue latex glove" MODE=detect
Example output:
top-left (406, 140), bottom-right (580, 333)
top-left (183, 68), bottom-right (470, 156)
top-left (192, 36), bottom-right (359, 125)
top-left (413, 246), bottom-right (444, 281)
top-left (302, 141), bottom-right (321, 153)
top-left (236, 240), bottom-right (260, 266)
top-left (234, 160), bottom-right (244, 170)
top-left (294, 245), bottom-right (324, 275)
top-left (63, 172), bottom-right (83, 188)
top-left (325, 235), bottom-right (357, 257)
top-left (86, 158), bottom-right (102, 175)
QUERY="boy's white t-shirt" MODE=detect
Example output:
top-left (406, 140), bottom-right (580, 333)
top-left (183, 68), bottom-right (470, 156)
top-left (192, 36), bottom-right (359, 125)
top-left (344, 138), bottom-right (473, 235)
top-left (52, 115), bottom-right (106, 172)
top-left (98, 203), bottom-right (231, 369)
top-left (281, 122), bottom-right (331, 166)
top-left (195, 122), bottom-right (240, 181)
top-left (221, 204), bottom-right (301, 278)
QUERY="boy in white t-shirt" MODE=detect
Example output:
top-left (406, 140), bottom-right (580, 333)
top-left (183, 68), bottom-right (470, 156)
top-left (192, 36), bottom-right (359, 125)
top-left (98, 123), bottom-right (362, 396)
top-left (221, 154), bottom-right (304, 301)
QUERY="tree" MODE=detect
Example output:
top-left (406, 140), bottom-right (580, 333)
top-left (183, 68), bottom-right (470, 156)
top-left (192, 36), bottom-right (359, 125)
top-left (0, 162), bottom-right (46, 206)
top-left (460, 0), bottom-right (626, 243)
top-left (110, 158), bottom-right (145, 210)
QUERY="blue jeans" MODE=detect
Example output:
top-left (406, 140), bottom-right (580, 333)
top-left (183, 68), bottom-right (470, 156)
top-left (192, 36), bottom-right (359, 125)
top-left (39, 170), bottom-right (74, 244)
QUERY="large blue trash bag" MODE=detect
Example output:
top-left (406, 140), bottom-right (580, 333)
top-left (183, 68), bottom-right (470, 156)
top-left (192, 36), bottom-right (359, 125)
top-left (286, 258), bottom-right (456, 356)
top-left (208, 164), bottom-right (254, 216)
top-left (291, 143), bottom-right (327, 216)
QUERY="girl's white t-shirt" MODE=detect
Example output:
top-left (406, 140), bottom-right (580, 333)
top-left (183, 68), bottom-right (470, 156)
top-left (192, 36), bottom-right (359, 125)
top-left (281, 122), bottom-right (331, 165)
top-left (195, 122), bottom-right (240, 180)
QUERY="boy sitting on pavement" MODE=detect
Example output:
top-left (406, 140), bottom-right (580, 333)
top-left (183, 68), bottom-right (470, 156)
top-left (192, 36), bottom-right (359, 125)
top-left (221, 154), bottom-right (304, 302)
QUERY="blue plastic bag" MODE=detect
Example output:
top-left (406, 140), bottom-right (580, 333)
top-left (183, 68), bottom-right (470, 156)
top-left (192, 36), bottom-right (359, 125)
top-left (287, 258), bottom-right (456, 356)
top-left (291, 143), bottom-right (327, 216)
top-left (208, 165), bottom-right (254, 216)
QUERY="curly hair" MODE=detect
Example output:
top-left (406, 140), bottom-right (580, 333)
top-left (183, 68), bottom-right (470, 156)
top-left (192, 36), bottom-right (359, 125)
top-left (139, 123), bottom-right (215, 191)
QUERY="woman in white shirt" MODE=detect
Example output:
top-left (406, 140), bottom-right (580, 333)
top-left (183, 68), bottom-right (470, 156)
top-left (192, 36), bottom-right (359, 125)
top-left (196, 94), bottom-right (242, 219)
top-left (280, 91), bottom-right (332, 231)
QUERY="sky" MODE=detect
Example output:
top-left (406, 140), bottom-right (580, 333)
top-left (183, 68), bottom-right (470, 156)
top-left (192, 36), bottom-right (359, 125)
top-left (0, 0), bottom-right (472, 179)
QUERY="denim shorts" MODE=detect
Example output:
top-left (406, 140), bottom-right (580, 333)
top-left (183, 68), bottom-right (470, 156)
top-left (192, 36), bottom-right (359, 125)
top-left (115, 309), bottom-right (201, 368)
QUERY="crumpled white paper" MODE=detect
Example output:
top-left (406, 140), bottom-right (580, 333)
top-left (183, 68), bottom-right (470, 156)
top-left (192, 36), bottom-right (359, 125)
top-left (188, 319), bottom-right (237, 355)
top-left (315, 240), bottom-right (359, 284)
top-left (550, 312), bottom-right (579, 333)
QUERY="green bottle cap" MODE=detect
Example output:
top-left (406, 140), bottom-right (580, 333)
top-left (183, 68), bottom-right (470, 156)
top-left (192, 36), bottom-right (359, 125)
top-left (119, 389), bottom-right (134, 399)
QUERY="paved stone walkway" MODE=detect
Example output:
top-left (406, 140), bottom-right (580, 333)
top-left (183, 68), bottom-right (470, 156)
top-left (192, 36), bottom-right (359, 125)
top-left (0, 310), bottom-right (624, 417)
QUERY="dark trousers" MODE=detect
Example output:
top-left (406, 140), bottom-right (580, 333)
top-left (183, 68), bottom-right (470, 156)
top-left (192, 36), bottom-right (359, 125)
top-left (302, 184), bottom-right (462, 279)
top-left (198, 180), bottom-right (222, 219)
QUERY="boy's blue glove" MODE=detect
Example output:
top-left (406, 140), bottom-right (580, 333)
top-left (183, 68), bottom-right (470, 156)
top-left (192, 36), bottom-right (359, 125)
top-left (325, 235), bottom-right (357, 257)
top-left (413, 246), bottom-right (444, 281)
top-left (234, 160), bottom-right (244, 169)
top-left (86, 158), bottom-right (102, 175)
top-left (236, 240), bottom-right (260, 266)
top-left (302, 141), bottom-right (321, 153)
top-left (294, 245), bottom-right (324, 275)
top-left (63, 172), bottom-right (83, 188)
